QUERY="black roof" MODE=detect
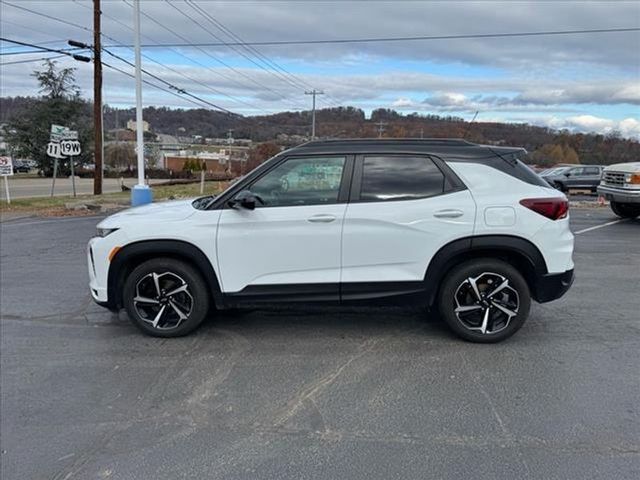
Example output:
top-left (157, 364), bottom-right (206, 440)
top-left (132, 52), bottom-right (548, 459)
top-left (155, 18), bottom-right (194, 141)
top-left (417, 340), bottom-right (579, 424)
top-left (287, 138), bottom-right (526, 160)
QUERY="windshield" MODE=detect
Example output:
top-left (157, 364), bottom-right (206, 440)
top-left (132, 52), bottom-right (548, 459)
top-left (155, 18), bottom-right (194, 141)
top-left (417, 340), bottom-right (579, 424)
top-left (541, 167), bottom-right (569, 176)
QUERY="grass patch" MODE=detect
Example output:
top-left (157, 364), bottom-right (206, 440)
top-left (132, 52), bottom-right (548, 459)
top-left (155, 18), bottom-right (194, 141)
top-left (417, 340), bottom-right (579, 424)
top-left (0, 180), bottom-right (230, 217)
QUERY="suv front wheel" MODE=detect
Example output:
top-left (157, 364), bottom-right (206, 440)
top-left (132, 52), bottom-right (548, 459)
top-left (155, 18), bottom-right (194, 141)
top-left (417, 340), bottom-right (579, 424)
top-left (123, 258), bottom-right (210, 337)
top-left (438, 259), bottom-right (531, 343)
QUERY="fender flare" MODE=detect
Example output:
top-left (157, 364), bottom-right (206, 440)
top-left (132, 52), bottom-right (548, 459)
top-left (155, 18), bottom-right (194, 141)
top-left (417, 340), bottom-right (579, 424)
top-left (423, 235), bottom-right (548, 306)
top-left (107, 240), bottom-right (224, 309)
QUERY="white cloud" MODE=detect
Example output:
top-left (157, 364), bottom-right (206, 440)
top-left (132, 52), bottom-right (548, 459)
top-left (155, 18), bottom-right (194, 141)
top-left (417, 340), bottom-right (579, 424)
top-left (534, 115), bottom-right (640, 138)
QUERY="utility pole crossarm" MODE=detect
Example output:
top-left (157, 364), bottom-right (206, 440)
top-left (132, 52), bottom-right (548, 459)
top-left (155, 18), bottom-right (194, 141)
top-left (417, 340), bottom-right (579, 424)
top-left (374, 121), bottom-right (387, 138)
top-left (305, 89), bottom-right (324, 139)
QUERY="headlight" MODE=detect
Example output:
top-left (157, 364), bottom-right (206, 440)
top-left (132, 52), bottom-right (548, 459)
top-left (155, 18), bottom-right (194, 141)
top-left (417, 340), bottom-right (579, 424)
top-left (625, 173), bottom-right (640, 184)
top-left (96, 227), bottom-right (119, 238)
top-left (623, 173), bottom-right (640, 189)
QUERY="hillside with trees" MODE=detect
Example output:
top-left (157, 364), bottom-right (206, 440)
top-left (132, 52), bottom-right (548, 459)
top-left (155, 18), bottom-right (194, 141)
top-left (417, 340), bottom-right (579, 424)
top-left (2, 62), bottom-right (638, 168)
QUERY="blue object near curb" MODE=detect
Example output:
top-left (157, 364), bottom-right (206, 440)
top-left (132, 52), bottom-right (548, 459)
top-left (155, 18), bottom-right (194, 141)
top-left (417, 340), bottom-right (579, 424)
top-left (131, 184), bottom-right (153, 206)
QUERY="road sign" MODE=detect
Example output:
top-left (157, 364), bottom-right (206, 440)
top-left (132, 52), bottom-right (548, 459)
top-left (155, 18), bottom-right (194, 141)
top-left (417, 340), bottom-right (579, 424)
top-left (0, 156), bottom-right (14, 176)
top-left (50, 125), bottom-right (78, 142)
top-left (61, 130), bottom-right (78, 141)
top-left (60, 140), bottom-right (81, 156)
top-left (0, 156), bottom-right (13, 204)
top-left (47, 142), bottom-right (65, 158)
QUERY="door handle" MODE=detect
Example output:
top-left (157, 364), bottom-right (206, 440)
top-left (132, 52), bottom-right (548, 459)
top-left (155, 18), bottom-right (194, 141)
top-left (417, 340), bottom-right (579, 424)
top-left (307, 214), bottom-right (336, 223)
top-left (434, 209), bottom-right (464, 219)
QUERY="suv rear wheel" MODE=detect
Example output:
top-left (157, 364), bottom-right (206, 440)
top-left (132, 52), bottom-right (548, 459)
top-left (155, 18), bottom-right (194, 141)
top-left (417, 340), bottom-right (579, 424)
top-left (438, 259), bottom-right (531, 343)
top-left (610, 201), bottom-right (640, 219)
top-left (123, 258), bottom-right (210, 337)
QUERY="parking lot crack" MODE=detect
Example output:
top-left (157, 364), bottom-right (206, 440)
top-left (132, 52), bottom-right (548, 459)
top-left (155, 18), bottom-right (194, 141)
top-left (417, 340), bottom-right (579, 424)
top-left (272, 337), bottom-right (380, 428)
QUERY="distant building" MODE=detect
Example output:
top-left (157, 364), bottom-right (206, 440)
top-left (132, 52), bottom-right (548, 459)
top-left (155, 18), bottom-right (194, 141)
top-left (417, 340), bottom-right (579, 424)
top-left (163, 150), bottom-right (246, 176)
top-left (126, 120), bottom-right (150, 132)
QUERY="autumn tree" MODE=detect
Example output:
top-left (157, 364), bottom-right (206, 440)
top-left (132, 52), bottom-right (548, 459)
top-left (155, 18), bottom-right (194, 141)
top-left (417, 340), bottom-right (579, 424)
top-left (105, 142), bottom-right (135, 169)
top-left (246, 142), bottom-right (281, 171)
top-left (3, 60), bottom-right (93, 174)
top-left (531, 143), bottom-right (580, 166)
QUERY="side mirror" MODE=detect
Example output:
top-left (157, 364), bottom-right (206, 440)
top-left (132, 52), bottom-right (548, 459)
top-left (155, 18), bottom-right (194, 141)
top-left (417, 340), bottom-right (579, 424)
top-left (564, 172), bottom-right (571, 177)
top-left (230, 190), bottom-right (264, 210)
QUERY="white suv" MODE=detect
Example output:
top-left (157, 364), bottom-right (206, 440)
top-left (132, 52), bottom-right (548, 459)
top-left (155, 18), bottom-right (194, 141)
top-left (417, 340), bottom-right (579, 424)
top-left (88, 139), bottom-right (574, 343)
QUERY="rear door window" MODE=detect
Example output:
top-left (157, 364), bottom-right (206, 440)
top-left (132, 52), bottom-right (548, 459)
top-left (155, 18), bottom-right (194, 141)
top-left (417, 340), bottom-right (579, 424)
top-left (358, 156), bottom-right (445, 202)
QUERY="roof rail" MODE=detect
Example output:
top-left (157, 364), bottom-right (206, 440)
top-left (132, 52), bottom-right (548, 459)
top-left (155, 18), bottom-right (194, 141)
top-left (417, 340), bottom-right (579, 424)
top-left (300, 138), bottom-right (476, 147)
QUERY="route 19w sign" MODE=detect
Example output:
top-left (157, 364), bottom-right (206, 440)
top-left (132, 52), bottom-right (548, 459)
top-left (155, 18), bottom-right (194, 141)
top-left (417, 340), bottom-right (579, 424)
top-left (47, 124), bottom-right (81, 158)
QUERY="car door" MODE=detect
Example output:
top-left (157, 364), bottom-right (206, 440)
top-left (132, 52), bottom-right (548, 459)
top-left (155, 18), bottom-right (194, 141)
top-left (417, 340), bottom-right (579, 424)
top-left (341, 155), bottom-right (476, 294)
top-left (582, 166), bottom-right (602, 189)
top-left (565, 167), bottom-right (585, 188)
top-left (216, 155), bottom-right (351, 298)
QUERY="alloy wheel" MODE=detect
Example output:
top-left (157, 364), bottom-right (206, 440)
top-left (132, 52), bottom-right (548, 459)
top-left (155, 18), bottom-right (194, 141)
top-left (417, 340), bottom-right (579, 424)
top-left (453, 272), bottom-right (519, 335)
top-left (133, 272), bottom-right (194, 330)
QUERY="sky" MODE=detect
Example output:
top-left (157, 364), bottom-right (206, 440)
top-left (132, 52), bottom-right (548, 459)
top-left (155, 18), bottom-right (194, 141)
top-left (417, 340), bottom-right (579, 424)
top-left (1, 0), bottom-right (639, 138)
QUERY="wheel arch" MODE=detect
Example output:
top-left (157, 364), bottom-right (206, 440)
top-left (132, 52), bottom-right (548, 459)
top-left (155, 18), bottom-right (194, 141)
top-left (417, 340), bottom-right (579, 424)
top-left (424, 235), bottom-right (549, 306)
top-left (108, 240), bottom-right (224, 310)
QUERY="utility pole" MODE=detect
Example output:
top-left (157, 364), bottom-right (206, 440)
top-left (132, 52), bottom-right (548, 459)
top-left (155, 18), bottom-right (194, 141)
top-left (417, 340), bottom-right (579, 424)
top-left (305, 89), bottom-right (324, 139)
top-left (93, 0), bottom-right (103, 195)
top-left (227, 129), bottom-right (234, 145)
top-left (374, 121), bottom-right (387, 138)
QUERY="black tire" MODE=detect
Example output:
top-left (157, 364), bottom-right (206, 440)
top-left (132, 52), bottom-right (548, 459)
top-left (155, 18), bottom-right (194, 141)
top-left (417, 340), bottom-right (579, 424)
top-left (553, 182), bottom-right (566, 193)
top-left (123, 258), bottom-right (210, 337)
top-left (437, 258), bottom-right (531, 343)
top-left (610, 201), bottom-right (640, 219)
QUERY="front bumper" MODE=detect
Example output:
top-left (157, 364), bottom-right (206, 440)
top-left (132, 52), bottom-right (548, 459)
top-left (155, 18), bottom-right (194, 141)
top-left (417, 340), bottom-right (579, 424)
top-left (597, 185), bottom-right (640, 204)
top-left (532, 269), bottom-right (574, 303)
top-left (88, 238), bottom-right (118, 311)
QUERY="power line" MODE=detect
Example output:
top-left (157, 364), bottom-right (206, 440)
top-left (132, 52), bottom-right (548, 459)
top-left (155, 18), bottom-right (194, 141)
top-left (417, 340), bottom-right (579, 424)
top-left (160, 0), bottom-right (308, 111)
top-left (75, 0), bottom-right (274, 115)
top-left (101, 60), bottom-right (214, 110)
top-left (0, 37), bottom-right (91, 62)
top-left (185, 0), bottom-right (342, 109)
top-left (0, 47), bottom-right (83, 56)
top-left (0, 54), bottom-right (68, 66)
top-left (101, 47), bottom-right (240, 116)
top-left (2, 1), bottom-right (92, 35)
top-left (104, 26), bottom-right (640, 48)
top-left (120, 0), bottom-right (306, 113)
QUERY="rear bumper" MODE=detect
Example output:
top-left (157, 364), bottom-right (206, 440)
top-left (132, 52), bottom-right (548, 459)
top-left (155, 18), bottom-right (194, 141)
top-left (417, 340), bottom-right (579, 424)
top-left (597, 186), bottom-right (640, 204)
top-left (532, 269), bottom-right (574, 303)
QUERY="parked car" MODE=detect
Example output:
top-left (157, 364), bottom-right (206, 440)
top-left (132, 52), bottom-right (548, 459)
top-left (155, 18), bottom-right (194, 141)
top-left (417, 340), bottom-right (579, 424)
top-left (539, 166), bottom-right (571, 178)
top-left (12, 160), bottom-right (31, 173)
top-left (543, 165), bottom-right (604, 193)
top-left (88, 139), bottom-right (574, 343)
top-left (597, 162), bottom-right (640, 219)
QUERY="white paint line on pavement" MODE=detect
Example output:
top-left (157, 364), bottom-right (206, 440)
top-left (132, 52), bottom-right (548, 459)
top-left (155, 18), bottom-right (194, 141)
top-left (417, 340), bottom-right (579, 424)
top-left (574, 219), bottom-right (626, 235)
top-left (1, 215), bottom-right (106, 228)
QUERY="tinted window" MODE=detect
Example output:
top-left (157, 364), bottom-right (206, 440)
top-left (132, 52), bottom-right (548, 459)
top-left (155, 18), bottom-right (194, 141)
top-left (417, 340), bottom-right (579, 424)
top-left (360, 156), bottom-right (445, 202)
top-left (570, 167), bottom-right (585, 176)
top-left (251, 156), bottom-right (345, 207)
top-left (584, 167), bottom-right (601, 175)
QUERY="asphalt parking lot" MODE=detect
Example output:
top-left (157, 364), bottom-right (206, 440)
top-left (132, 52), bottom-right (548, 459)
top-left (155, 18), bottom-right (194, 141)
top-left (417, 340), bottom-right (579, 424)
top-left (1, 208), bottom-right (638, 479)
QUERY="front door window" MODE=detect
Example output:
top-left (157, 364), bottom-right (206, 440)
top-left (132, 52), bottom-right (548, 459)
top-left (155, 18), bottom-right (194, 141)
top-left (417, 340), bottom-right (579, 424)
top-left (250, 156), bottom-right (346, 207)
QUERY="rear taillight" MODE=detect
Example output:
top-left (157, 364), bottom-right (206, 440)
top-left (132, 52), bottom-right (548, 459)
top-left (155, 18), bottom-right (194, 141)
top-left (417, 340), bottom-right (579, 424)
top-left (519, 197), bottom-right (568, 220)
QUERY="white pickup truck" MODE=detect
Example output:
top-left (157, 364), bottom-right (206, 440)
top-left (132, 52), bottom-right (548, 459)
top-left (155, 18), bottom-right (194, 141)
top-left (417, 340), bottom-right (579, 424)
top-left (597, 162), bottom-right (640, 218)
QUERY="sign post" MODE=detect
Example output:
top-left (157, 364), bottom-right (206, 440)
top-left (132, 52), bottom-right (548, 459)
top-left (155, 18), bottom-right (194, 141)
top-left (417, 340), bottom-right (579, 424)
top-left (48, 125), bottom-right (81, 197)
top-left (0, 156), bottom-right (13, 204)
